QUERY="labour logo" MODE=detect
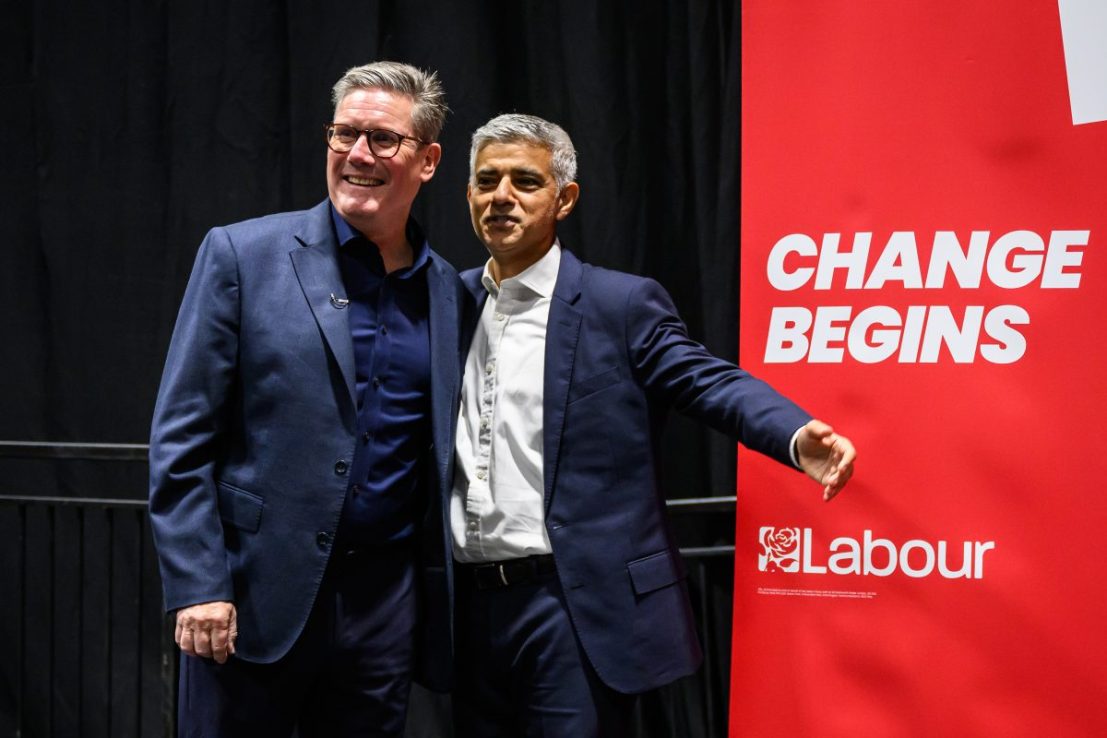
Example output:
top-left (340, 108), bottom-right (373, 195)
top-left (756, 526), bottom-right (995, 578)
top-left (759, 526), bottom-right (801, 572)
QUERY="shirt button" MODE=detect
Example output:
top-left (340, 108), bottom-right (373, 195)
top-left (316, 531), bottom-right (332, 549)
top-left (372, 377), bottom-right (381, 388)
top-left (334, 460), bottom-right (348, 475)
top-left (381, 325), bottom-right (389, 335)
top-left (476, 470), bottom-right (486, 480)
top-left (495, 312), bottom-right (506, 322)
top-left (485, 362), bottom-right (494, 373)
top-left (363, 431), bottom-right (372, 443)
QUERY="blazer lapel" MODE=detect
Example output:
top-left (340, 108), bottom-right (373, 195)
top-left (427, 256), bottom-right (459, 475)
top-left (289, 202), bottom-right (357, 409)
top-left (543, 250), bottom-right (583, 511)
top-left (459, 268), bottom-right (487, 353)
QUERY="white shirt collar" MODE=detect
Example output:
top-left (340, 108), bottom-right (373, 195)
top-left (480, 241), bottom-right (562, 299)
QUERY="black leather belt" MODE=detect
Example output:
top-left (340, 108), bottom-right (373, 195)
top-left (457, 554), bottom-right (557, 590)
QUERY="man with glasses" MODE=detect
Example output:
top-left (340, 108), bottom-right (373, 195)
top-left (450, 113), bottom-right (857, 736)
top-left (149, 61), bottom-right (463, 737)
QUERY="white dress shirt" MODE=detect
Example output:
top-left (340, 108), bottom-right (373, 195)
top-left (451, 244), bottom-right (562, 563)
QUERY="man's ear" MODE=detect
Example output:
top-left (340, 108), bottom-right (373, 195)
top-left (555, 182), bottom-right (580, 221)
top-left (420, 142), bottom-right (443, 182)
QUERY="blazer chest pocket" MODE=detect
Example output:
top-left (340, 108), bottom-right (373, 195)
top-left (568, 366), bottom-right (621, 404)
top-left (627, 549), bottom-right (686, 595)
top-left (217, 481), bottom-right (263, 533)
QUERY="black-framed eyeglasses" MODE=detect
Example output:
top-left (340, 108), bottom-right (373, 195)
top-left (323, 123), bottom-right (428, 158)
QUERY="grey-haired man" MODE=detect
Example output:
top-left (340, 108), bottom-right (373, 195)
top-left (449, 113), bottom-right (856, 736)
top-left (149, 61), bottom-right (463, 737)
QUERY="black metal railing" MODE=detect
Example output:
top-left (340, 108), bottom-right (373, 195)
top-left (0, 496), bottom-right (174, 738)
top-left (0, 442), bottom-right (149, 461)
top-left (0, 442), bottom-right (735, 738)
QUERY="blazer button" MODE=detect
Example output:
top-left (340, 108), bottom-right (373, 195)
top-left (334, 460), bottom-right (348, 475)
top-left (316, 531), bottom-right (332, 549)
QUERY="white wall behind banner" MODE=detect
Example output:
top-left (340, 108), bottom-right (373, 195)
top-left (733, 2), bottom-right (1107, 735)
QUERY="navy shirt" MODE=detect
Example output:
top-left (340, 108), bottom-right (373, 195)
top-left (331, 205), bottom-right (432, 544)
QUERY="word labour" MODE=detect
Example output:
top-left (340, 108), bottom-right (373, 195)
top-left (759, 527), bottom-right (995, 580)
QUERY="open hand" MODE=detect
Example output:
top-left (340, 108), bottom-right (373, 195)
top-left (796, 419), bottom-right (856, 501)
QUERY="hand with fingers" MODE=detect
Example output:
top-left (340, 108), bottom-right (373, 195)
top-left (796, 419), bottom-right (857, 501)
top-left (175, 601), bottom-right (238, 664)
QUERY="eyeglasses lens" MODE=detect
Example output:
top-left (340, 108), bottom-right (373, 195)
top-left (326, 125), bottom-right (402, 158)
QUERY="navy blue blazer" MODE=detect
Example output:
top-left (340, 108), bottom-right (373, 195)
top-left (149, 200), bottom-right (463, 690)
top-left (460, 249), bottom-right (811, 694)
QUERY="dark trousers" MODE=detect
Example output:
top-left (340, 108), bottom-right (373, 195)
top-left (453, 563), bottom-right (634, 738)
top-left (178, 541), bottom-right (416, 738)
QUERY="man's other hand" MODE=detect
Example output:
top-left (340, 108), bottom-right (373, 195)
top-left (175, 601), bottom-right (237, 663)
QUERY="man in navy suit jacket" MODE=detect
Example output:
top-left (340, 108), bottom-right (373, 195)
top-left (449, 113), bottom-right (857, 736)
top-left (148, 61), bottom-right (463, 737)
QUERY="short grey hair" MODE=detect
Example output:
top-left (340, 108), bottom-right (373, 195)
top-left (331, 61), bottom-right (448, 142)
top-left (469, 114), bottom-right (578, 191)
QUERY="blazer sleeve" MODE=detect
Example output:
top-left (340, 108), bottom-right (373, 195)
top-left (148, 227), bottom-right (240, 612)
top-left (623, 276), bottom-right (811, 467)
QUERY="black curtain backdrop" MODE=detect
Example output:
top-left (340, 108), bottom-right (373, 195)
top-left (2, 0), bottom-right (741, 505)
top-left (3, 2), bottom-right (740, 734)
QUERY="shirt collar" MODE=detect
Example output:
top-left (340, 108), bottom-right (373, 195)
top-left (329, 202), bottom-right (431, 278)
top-left (481, 241), bottom-right (561, 299)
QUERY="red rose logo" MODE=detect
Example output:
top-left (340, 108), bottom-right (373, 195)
top-left (759, 527), bottom-right (801, 572)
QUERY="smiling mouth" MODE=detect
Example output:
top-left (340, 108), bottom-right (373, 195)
top-left (484, 214), bottom-right (519, 226)
top-left (344, 175), bottom-right (385, 187)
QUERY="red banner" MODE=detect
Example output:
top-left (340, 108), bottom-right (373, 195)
top-left (734, 2), bottom-right (1107, 734)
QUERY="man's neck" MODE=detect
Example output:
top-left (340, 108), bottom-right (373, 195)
top-left (489, 241), bottom-right (555, 285)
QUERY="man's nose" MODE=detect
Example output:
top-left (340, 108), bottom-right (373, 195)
top-left (347, 133), bottom-right (377, 164)
top-left (492, 178), bottom-right (513, 203)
